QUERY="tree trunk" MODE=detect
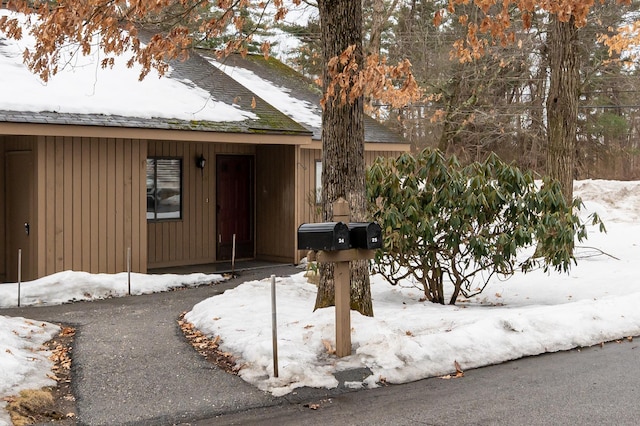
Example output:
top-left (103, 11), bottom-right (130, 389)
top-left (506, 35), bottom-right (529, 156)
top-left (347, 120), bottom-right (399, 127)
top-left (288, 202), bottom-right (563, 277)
top-left (366, 0), bottom-right (399, 57)
top-left (546, 16), bottom-right (579, 202)
top-left (315, 0), bottom-right (373, 317)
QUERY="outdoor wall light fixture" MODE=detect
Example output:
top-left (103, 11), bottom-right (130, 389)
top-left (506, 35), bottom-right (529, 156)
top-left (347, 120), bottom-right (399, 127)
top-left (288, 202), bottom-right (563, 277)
top-left (196, 154), bottom-right (206, 170)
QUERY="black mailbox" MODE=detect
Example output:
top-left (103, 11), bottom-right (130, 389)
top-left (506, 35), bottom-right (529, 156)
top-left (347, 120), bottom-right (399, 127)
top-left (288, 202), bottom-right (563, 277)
top-left (349, 222), bottom-right (382, 249)
top-left (298, 222), bottom-right (350, 251)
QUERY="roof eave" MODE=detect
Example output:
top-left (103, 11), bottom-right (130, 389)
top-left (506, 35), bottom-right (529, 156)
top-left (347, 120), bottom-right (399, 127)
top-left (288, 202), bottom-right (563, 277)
top-left (0, 121), bottom-right (313, 145)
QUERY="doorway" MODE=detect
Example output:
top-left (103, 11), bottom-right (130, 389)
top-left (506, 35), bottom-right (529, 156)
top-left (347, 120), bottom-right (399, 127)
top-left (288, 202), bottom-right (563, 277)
top-left (5, 151), bottom-right (34, 282)
top-left (216, 155), bottom-right (254, 260)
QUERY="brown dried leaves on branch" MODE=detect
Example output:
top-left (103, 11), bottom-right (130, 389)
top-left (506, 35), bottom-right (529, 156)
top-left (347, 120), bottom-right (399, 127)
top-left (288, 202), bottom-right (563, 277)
top-left (0, 0), bottom-right (291, 81)
top-left (322, 44), bottom-right (422, 109)
top-left (601, 20), bottom-right (640, 64)
top-left (1, 0), bottom-right (422, 112)
top-left (440, 0), bottom-right (634, 63)
top-left (1, 0), bottom-right (197, 81)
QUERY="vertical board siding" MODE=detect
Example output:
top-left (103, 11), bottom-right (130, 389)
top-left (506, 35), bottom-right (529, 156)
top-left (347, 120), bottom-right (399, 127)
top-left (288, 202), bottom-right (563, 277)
top-left (146, 140), bottom-right (255, 268)
top-left (62, 138), bottom-right (73, 270)
top-left (134, 140), bottom-right (146, 272)
top-left (297, 148), bottom-right (322, 227)
top-left (54, 136), bottom-right (64, 271)
top-left (297, 148), bottom-right (405, 226)
top-left (72, 139), bottom-right (83, 270)
top-left (296, 147), bottom-right (405, 259)
top-left (255, 145), bottom-right (296, 262)
top-left (115, 139), bottom-right (124, 271)
top-left (3, 135), bottom-right (404, 278)
top-left (89, 138), bottom-right (99, 272)
top-left (121, 139), bottom-right (131, 270)
top-left (98, 138), bottom-right (107, 272)
top-left (81, 137), bottom-right (91, 271)
top-left (36, 136), bottom-right (146, 277)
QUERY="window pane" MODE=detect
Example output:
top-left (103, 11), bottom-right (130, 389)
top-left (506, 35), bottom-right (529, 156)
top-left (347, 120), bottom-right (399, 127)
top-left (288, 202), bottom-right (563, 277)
top-left (147, 158), bottom-right (182, 220)
top-left (315, 160), bottom-right (322, 204)
top-left (146, 159), bottom-right (156, 220)
top-left (156, 159), bottom-right (181, 219)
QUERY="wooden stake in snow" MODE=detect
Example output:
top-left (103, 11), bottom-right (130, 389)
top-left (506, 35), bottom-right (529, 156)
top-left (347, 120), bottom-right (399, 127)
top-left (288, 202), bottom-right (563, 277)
top-left (17, 249), bottom-right (22, 307)
top-left (271, 274), bottom-right (279, 377)
top-left (127, 247), bottom-right (131, 295)
top-left (232, 234), bottom-right (236, 276)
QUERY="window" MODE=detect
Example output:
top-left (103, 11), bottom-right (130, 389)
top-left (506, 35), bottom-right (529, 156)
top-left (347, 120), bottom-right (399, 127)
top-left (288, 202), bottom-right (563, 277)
top-left (315, 160), bottom-right (322, 204)
top-left (147, 158), bottom-right (182, 220)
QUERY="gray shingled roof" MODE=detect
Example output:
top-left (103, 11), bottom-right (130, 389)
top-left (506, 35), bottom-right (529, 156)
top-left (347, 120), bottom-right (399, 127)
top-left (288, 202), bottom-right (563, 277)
top-left (168, 52), bottom-right (310, 134)
top-left (0, 109), bottom-right (277, 133)
top-left (0, 36), bottom-right (404, 144)
top-left (201, 51), bottom-right (406, 144)
top-left (0, 43), bottom-right (311, 136)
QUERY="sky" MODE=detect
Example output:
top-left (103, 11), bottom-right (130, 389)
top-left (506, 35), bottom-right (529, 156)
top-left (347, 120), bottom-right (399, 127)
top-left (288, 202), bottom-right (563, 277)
top-left (257, 2), bottom-right (318, 62)
top-left (1, 179), bottom-right (640, 425)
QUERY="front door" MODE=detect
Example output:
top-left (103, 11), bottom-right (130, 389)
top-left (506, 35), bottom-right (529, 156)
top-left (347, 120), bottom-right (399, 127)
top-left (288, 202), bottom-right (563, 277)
top-left (216, 155), bottom-right (254, 260)
top-left (5, 151), bottom-right (34, 282)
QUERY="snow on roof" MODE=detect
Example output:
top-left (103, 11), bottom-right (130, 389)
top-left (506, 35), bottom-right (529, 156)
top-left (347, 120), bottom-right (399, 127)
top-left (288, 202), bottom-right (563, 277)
top-left (0, 10), bottom-right (257, 123)
top-left (208, 57), bottom-right (322, 129)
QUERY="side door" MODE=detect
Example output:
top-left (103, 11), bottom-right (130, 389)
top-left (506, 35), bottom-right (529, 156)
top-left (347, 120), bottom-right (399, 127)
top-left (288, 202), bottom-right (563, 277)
top-left (5, 151), bottom-right (34, 281)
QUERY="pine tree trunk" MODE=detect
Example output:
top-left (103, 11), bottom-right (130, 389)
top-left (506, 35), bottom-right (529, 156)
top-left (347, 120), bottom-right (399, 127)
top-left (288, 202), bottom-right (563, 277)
top-left (315, 0), bottom-right (373, 317)
top-left (546, 16), bottom-right (579, 202)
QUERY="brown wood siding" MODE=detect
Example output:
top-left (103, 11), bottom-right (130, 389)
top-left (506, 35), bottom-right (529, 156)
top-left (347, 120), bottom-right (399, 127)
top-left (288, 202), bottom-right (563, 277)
top-left (296, 149), bottom-right (405, 224)
top-left (146, 141), bottom-right (255, 268)
top-left (295, 147), bottom-right (405, 262)
top-left (255, 145), bottom-right (296, 263)
top-left (35, 136), bottom-right (146, 277)
top-left (297, 148), bottom-right (322, 227)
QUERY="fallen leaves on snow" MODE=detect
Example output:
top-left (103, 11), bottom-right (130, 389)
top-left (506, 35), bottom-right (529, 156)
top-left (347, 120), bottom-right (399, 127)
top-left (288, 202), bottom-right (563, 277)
top-left (440, 360), bottom-right (464, 380)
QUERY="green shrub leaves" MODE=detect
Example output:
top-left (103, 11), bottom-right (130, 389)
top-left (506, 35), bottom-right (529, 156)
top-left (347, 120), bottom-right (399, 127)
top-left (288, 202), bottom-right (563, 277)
top-left (367, 149), bottom-right (604, 305)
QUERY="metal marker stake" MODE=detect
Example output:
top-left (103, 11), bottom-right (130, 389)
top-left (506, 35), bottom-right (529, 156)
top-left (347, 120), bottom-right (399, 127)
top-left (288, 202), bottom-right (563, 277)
top-left (231, 234), bottom-right (236, 275)
top-left (127, 247), bottom-right (131, 295)
top-left (17, 249), bottom-right (22, 307)
top-left (271, 274), bottom-right (279, 377)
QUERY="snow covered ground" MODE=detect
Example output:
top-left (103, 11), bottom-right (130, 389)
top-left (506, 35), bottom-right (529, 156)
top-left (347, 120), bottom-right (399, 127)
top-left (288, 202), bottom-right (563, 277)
top-left (1, 179), bottom-right (640, 424)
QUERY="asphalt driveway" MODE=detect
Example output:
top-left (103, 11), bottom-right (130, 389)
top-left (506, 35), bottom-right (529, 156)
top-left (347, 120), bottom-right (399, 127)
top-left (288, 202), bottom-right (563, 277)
top-left (1, 265), bottom-right (305, 425)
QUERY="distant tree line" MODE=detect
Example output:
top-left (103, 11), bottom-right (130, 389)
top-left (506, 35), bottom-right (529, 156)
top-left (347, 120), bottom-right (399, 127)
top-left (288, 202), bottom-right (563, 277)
top-left (279, 0), bottom-right (640, 181)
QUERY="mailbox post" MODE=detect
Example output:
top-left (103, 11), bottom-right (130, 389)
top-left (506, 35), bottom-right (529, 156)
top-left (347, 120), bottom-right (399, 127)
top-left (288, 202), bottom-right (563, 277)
top-left (322, 198), bottom-right (354, 358)
top-left (297, 198), bottom-right (381, 357)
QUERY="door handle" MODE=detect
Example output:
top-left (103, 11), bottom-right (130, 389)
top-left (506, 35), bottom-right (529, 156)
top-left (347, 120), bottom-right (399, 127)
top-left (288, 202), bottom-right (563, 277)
top-left (24, 222), bottom-right (30, 236)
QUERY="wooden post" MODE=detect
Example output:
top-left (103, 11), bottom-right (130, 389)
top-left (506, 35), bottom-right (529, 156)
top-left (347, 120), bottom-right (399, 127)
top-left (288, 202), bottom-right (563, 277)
top-left (334, 260), bottom-right (350, 357)
top-left (332, 197), bottom-right (350, 223)
top-left (17, 249), bottom-right (22, 308)
top-left (312, 198), bottom-right (375, 357)
top-left (318, 248), bottom-right (374, 357)
top-left (271, 275), bottom-right (279, 377)
top-left (332, 198), bottom-right (350, 357)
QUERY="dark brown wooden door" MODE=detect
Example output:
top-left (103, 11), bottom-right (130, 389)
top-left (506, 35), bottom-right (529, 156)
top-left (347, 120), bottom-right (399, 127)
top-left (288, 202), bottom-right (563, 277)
top-left (216, 155), bottom-right (254, 260)
top-left (5, 151), bottom-right (34, 282)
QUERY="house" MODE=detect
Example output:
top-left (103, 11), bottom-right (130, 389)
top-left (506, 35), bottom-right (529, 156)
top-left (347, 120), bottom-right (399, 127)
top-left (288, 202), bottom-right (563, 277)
top-left (203, 51), bottom-right (409, 228)
top-left (0, 22), bottom-right (409, 282)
